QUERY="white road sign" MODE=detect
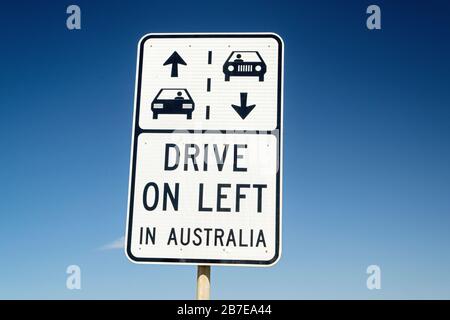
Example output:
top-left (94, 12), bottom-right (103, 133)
top-left (125, 33), bottom-right (283, 266)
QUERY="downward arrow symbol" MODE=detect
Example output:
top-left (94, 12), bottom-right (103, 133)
top-left (231, 92), bottom-right (256, 120)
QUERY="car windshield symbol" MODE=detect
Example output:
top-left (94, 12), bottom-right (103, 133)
top-left (223, 51), bottom-right (266, 82)
top-left (151, 89), bottom-right (195, 120)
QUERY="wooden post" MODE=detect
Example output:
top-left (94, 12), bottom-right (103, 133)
top-left (196, 265), bottom-right (211, 300)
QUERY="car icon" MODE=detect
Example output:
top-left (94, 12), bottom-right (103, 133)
top-left (151, 88), bottom-right (195, 119)
top-left (223, 51), bottom-right (266, 82)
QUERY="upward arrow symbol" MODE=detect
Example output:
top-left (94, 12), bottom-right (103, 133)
top-left (163, 51), bottom-right (187, 77)
top-left (231, 92), bottom-right (256, 120)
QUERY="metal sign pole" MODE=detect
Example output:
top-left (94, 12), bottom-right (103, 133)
top-left (196, 265), bottom-right (211, 300)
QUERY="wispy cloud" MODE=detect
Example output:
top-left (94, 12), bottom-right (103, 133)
top-left (99, 236), bottom-right (125, 250)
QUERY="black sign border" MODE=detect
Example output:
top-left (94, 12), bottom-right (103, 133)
top-left (126, 33), bottom-right (283, 266)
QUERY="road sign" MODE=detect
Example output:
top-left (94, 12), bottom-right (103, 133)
top-left (125, 33), bottom-right (283, 266)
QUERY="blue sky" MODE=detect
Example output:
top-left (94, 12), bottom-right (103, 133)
top-left (0, 0), bottom-right (450, 299)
